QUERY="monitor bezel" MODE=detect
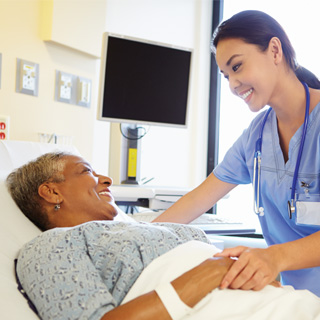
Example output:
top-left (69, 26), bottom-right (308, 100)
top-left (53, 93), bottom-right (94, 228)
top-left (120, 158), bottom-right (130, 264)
top-left (97, 32), bottom-right (193, 128)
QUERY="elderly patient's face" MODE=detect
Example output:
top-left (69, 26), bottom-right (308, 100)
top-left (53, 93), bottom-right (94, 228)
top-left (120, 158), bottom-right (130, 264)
top-left (51, 155), bottom-right (118, 227)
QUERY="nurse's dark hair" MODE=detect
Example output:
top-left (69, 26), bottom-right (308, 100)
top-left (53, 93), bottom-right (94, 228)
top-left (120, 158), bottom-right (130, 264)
top-left (211, 10), bottom-right (320, 89)
top-left (6, 152), bottom-right (70, 231)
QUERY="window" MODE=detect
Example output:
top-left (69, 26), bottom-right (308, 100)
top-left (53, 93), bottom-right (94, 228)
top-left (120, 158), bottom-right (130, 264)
top-left (215, 0), bottom-right (320, 232)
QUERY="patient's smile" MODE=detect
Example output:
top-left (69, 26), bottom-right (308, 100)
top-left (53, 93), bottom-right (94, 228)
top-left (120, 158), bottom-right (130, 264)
top-left (98, 190), bottom-right (113, 199)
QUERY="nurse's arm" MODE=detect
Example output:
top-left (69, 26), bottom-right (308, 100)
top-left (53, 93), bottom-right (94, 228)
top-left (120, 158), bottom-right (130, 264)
top-left (216, 230), bottom-right (320, 291)
top-left (275, 230), bottom-right (320, 271)
top-left (153, 172), bottom-right (237, 224)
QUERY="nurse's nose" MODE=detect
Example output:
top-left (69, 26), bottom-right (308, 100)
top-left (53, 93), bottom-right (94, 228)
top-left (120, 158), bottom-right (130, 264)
top-left (229, 76), bottom-right (241, 95)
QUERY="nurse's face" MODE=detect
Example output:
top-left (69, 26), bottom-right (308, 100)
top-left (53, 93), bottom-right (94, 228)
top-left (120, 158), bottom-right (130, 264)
top-left (215, 38), bottom-right (279, 112)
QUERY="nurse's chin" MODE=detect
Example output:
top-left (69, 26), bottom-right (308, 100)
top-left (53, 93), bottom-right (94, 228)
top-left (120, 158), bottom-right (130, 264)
top-left (247, 102), bottom-right (267, 113)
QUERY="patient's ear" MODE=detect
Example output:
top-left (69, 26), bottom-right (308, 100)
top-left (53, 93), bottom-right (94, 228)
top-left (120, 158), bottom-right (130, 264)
top-left (38, 183), bottom-right (61, 205)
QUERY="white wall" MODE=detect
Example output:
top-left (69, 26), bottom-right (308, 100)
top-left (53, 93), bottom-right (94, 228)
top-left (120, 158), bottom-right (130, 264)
top-left (0, 0), bottom-right (212, 188)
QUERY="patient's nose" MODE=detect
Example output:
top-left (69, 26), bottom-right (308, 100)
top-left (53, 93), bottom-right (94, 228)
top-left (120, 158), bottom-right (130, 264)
top-left (99, 175), bottom-right (113, 186)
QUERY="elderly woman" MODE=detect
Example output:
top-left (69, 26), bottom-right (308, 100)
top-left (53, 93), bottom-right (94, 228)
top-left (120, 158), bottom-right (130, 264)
top-left (7, 152), bottom-right (320, 320)
top-left (6, 152), bottom-right (234, 320)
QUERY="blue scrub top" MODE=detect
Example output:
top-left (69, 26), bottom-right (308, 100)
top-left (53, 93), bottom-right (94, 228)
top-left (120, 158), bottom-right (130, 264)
top-left (214, 103), bottom-right (320, 296)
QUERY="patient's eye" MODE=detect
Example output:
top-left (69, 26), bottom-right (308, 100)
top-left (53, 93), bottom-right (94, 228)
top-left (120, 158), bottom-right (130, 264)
top-left (82, 166), bottom-right (93, 173)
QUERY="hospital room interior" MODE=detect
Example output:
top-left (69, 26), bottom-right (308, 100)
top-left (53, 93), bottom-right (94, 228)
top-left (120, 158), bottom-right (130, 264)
top-left (1, 0), bottom-right (320, 319)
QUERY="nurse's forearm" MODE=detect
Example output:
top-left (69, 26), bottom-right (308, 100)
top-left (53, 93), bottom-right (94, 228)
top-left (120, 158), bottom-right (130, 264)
top-left (153, 173), bottom-right (236, 223)
top-left (272, 230), bottom-right (320, 271)
top-left (153, 186), bottom-right (212, 224)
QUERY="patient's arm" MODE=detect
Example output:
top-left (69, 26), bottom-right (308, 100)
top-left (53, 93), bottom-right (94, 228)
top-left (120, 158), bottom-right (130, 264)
top-left (101, 257), bottom-right (234, 320)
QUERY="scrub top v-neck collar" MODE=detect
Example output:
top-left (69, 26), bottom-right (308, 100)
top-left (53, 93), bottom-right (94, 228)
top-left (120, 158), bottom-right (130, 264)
top-left (270, 101), bottom-right (320, 180)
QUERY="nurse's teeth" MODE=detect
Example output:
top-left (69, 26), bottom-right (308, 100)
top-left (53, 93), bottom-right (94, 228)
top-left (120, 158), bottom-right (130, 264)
top-left (240, 89), bottom-right (253, 99)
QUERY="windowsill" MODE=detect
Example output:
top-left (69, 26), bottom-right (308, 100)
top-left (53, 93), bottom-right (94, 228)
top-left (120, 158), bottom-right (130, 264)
top-left (208, 234), bottom-right (267, 250)
top-left (232, 232), bottom-right (264, 239)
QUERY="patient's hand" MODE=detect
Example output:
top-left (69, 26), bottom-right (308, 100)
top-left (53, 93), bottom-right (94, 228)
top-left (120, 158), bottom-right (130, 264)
top-left (171, 257), bottom-right (234, 308)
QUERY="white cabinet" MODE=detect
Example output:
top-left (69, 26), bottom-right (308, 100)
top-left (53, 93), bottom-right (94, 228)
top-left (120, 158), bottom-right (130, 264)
top-left (40, 0), bottom-right (107, 58)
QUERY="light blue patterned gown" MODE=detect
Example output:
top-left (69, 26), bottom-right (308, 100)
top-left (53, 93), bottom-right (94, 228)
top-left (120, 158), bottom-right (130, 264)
top-left (17, 221), bottom-right (210, 320)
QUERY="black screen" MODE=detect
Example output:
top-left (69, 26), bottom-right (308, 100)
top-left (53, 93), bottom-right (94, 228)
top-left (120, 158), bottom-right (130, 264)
top-left (99, 35), bottom-right (191, 127)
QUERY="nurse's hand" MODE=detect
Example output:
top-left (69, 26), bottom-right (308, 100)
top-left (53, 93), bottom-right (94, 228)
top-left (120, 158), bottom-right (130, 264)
top-left (214, 246), bottom-right (281, 291)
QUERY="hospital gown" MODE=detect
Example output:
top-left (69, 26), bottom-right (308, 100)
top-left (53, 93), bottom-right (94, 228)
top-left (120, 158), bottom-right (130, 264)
top-left (214, 102), bottom-right (320, 296)
top-left (16, 220), bottom-right (209, 320)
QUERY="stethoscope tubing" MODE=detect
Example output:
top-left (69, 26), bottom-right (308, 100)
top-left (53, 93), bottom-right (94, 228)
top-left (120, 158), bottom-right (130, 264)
top-left (253, 82), bottom-right (310, 218)
top-left (253, 107), bottom-right (272, 215)
top-left (290, 82), bottom-right (310, 203)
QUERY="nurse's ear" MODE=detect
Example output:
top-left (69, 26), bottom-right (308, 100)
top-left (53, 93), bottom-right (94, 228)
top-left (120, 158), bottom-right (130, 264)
top-left (268, 37), bottom-right (283, 65)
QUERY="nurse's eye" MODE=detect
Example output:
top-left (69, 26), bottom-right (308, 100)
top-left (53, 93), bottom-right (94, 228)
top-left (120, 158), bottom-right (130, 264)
top-left (232, 63), bottom-right (241, 72)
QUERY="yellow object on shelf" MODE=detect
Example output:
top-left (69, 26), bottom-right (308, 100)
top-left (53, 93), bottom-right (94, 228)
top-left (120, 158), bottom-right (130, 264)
top-left (128, 148), bottom-right (137, 178)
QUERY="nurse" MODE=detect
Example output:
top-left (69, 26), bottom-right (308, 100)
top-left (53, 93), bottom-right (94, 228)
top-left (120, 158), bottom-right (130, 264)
top-left (154, 10), bottom-right (320, 296)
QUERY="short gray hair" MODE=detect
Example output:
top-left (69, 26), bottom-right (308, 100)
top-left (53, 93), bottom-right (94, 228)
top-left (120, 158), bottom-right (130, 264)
top-left (6, 152), bottom-right (70, 231)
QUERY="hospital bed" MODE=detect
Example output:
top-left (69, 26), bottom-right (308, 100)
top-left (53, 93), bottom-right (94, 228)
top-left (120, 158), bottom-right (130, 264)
top-left (0, 141), bottom-right (81, 319)
top-left (2, 140), bottom-right (320, 320)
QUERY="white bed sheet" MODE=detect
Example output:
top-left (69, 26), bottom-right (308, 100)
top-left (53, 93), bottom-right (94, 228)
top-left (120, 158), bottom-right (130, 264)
top-left (123, 241), bottom-right (320, 320)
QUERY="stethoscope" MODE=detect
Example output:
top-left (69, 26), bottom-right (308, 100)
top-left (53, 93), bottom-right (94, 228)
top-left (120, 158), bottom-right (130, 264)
top-left (253, 82), bottom-right (310, 218)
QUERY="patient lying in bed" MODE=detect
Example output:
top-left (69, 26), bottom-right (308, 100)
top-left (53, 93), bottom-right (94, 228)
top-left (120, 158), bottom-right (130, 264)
top-left (7, 152), bottom-right (320, 320)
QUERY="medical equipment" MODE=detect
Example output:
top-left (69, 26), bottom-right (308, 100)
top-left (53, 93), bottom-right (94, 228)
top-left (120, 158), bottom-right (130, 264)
top-left (253, 82), bottom-right (310, 218)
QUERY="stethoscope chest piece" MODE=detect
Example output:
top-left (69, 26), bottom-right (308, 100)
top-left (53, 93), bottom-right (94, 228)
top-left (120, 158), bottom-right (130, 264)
top-left (288, 200), bottom-right (295, 219)
top-left (258, 207), bottom-right (264, 216)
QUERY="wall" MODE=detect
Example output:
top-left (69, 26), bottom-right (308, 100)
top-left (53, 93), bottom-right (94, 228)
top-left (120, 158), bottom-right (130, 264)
top-left (0, 0), bottom-right (110, 173)
top-left (0, 0), bottom-right (212, 188)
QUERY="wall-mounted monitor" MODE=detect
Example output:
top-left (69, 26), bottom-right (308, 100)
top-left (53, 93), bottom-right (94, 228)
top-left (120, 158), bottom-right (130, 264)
top-left (97, 33), bottom-right (192, 128)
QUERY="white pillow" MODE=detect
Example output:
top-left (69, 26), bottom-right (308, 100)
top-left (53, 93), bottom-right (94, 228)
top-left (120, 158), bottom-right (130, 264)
top-left (114, 207), bottom-right (136, 222)
top-left (0, 141), bottom-right (81, 320)
top-left (0, 172), bottom-right (41, 319)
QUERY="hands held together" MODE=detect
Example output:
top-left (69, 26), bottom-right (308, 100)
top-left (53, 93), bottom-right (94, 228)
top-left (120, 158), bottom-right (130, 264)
top-left (215, 246), bottom-right (282, 291)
